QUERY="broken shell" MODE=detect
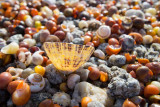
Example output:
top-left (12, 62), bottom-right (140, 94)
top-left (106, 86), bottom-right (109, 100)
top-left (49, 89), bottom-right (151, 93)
top-left (7, 80), bottom-right (23, 94)
top-left (12, 81), bottom-right (31, 106)
top-left (1, 42), bottom-right (19, 54)
top-left (18, 51), bottom-right (25, 62)
top-left (67, 74), bottom-right (80, 89)
top-left (24, 51), bottom-right (32, 66)
top-left (44, 42), bottom-right (95, 72)
top-left (8, 68), bottom-right (23, 80)
top-left (97, 25), bottom-right (111, 39)
top-left (32, 51), bottom-right (44, 65)
top-left (61, 24), bottom-right (70, 32)
top-left (27, 73), bottom-right (45, 92)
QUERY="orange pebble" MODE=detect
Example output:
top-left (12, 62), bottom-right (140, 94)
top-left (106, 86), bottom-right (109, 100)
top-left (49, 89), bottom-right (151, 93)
top-left (5, 7), bottom-right (12, 17)
top-left (81, 97), bottom-right (92, 107)
top-left (1, 2), bottom-right (10, 9)
top-left (30, 8), bottom-right (39, 16)
top-left (100, 71), bottom-right (108, 82)
top-left (125, 53), bottom-right (132, 62)
top-left (92, 40), bottom-right (100, 47)
top-left (129, 32), bottom-right (143, 44)
top-left (108, 38), bottom-right (119, 45)
top-left (137, 58), bottom-right (150, 65)
top-left (122, 99), bottom-right (136, 107)
top-left (83, 36), bottom-right (91, 45)
top-left (76, 4), bottom-right (85, 12)
top-left (39, 99), bottom-right (54, 107)
top-left (144, 84), bottom-right (159, 98)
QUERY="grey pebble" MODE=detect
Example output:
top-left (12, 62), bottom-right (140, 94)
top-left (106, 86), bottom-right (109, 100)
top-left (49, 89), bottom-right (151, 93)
top-left (72, 38), bottom-right (84, 45)
top-left (114, 99), bottom-right (125, 107)
top-left (133, 45), bottom-right (147, 58)
top-left (82, 62), bottom-right (97, 69)
top-left (145, 51), bottom-right (159, 62)
top-left (71, 28), bottom-right (84, 38)
top-left (97, 43), bottom-right (108, 54)
top-left (108, 55), bottom-right (126, 67)
top-left (107, 73), bottom-right (140, 99)
top-left (45, 64), bottom-right (66, 85)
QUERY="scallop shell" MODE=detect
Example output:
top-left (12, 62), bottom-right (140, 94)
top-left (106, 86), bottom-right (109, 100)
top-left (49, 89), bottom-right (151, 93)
top-left (97, 25), bottom-right (111, 39)
top-left (44, 42), bottom-right (95, 72)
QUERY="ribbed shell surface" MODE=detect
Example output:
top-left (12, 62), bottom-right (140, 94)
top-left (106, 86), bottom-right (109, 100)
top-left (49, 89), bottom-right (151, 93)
top-left (44, 42), bottom-right (95, 72)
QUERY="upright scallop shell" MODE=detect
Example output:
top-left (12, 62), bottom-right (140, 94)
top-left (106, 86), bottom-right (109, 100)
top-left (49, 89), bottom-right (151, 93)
top-left (44, 42), bottom-right (95, 72)
top-left (97, 25), bottom-right (111, 39)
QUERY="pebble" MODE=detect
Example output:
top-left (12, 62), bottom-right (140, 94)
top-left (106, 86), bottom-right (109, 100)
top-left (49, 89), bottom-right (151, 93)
top-left (94, 49), bottom-right (105, 60)
top-left (145, 51), bottom-right (159, 62)
top-left (0, 28), bottom-right (7, 37)
top-left (108, 55), bottom-right (126, 67)
top-left (72, 82), bottom-right (114, 107)
top-left (125, 9), bottom-right (145, 19)
top-left (45, 64), bottom-right (65, 85)
top-left (72, 38), bottom-right (84, 45)
top-left (133, 45), bottom-right (147, 58)
top-left (107, 73), bottom-right (140, 99)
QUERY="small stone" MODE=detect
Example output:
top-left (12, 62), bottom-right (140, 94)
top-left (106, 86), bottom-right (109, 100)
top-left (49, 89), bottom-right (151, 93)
top-left (76, 68), bottom-right (90, 81)
top-left (81, 62), bottom-right (97, 69)
top-left (72, 82), bottom-right (114, 106)
top-left (94, 49), bottom-right (105, 59)
top-left (108, 55), bottom-right (126, 67)
top-left (145, 51), bottom-right (159, 62)
top-left (150, 43), bottom-right (160, 53)
top-left (97, 43), bottom-right (108, 54)
top-left (0, 28), bottom-right (7, 37)
top-left (125, 9), bottom-right (145, 19)
top-left (71, 29), bottom-right (84, 38)
top-left (72, 38), bottom-right (84, 45)
top-left (89, 57), bottom-right (98, 65)
top-left (107, 73), bottom-right (140, 99)
top-left (133, 45), bottom-right (147, 58)
top-left (45, 64), bottom-right (65, 85)
top-left (97, 59), bottom-right (107, 66)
